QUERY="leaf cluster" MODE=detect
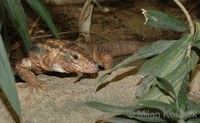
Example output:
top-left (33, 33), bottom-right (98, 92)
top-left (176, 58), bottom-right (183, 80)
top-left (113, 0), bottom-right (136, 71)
top-left (0, 0), bottom-right (59, 120)
top-left (86, 9), bottom-right (200, 123)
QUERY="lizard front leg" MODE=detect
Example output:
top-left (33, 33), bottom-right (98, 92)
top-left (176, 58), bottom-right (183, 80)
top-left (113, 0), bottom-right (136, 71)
top-left (15, 58), bottom-right (46, 92)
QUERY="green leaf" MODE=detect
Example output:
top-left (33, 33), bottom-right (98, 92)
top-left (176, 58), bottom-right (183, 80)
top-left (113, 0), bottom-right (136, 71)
top-left (114, 40), bottom-right (176, 72)
top-left (136, 35), bottom-right (192, 97)
top-left (127, 112), bottom-right (167, 123)
top-left (96, 73), bottom-right (111, 89)
top-left (184, 101), bottom-right (200, 119)
top-left (156, 77), bottom-right (176, 100)
top-left (187, 100), bottom-right (200, 111)
top-left (85, 101), bottom-right (167, 122)
top-left (140, 50), bottom-right (198, 100)
top-left (183, 111), bottom-right (199, 120)
top-left (0, 2), bottom-right (11, 51)
top-left (138, 35), bottom-right (192, 77)
top-left (85, 101), bottom-right (134, 113)
top-left (0, 0), bottom-right (3, 30)
top-left (3, 0), bottom-right (32, 52)
top-left (177, 75), bottom-right (189, 112)
top-left (135, 74), bottom-right (155, 97)
top-left (194, 22), bottom-right (200, 42)
top-left (125, 100), bottom-right (178, 122)
top-left (187, 118), bottom-right (200, 123)
top-left (193, 22), bottom-right (200, 49)
top-left (137, 100), bottom-right (179, 116)
top-left (97, 40), bottom-right (176, 87)
top-left (0, 34), bottom-right (21, 119)
top-left (106, 117), bottom-right (142, 123)
top-left (1, 23), bottom-right (11, 52)
top-left (26, 0), bottom-right (59, 38)
top-left (142, 9), bottom-right (189, 32)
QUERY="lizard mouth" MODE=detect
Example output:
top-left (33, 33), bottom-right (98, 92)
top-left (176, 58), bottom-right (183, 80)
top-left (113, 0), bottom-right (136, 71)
top-left (62, 63), bottom-right (99, 73)
top-left (82, 63), bottom-right (99, 73)
top-left (88, 64), bottom-right (99, 73)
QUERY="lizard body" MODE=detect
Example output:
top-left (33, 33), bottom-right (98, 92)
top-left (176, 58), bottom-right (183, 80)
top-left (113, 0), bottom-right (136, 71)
top-left (15, 39), bottom-right (99, 90)
top-left (16, 38), bottom-right (148, 90)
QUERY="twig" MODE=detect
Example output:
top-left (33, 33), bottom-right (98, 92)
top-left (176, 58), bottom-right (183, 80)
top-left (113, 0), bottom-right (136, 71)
top-left (31, 31), bottom-right (112, 42)
top-left (174, 0), bottom-right (194, 35)
top-left (28, 17), bottom-right (40, 35)
top-left (31, 31), bottom-right (75, 39)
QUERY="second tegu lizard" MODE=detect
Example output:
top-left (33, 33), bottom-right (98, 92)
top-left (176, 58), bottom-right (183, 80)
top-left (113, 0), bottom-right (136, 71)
top-left (15, 39), bottom-right (99, 90)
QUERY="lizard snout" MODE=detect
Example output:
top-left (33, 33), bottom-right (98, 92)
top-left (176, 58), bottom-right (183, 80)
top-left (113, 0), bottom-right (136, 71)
top-left (84, 63), bottom-right (99, 73)
top-left (89, 63), bottom-right (99, 73)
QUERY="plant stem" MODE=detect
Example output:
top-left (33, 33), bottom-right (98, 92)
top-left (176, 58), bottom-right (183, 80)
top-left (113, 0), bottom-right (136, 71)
top-left (174, 0), bottom-right (194, 35)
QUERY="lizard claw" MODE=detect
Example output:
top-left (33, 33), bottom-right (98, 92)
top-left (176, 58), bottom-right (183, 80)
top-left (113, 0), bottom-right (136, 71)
top-left (74, 73), bottom-right (84, 83)
top-left (19, 79), bottom-right (47, 92)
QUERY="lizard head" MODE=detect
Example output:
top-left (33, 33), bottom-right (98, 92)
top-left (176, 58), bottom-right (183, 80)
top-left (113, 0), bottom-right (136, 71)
top-left (54, 43), bottom-right (99, 73)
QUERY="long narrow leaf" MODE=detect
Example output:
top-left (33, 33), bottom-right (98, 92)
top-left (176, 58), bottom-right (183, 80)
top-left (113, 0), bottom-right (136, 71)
top-left (178, 75), bottom-right (189, 112)
top-left (140, 50), bottom-right (198, 100)
top-left (26, 0), bottom-right (59, 38)
top-left (136, 35), bottom-right (192, 97)
top-left (135, 74), bottom-right (155, 97)
top-left (107, 117), bottom-right (142, 123)
top-left (156, 77), bottom-right (176, 100)
top-left (0, 34), bottom-right (21, 119)
top-left (3, 0), bottom-right (32, 52)
top-left (125, 101), bottom-right (176, 122)
top-left (0, 1), bottom-right (11, 51)
top-left (134, 100), bottom-right (179, 121)
top-left (138, 34), bottom-right (191, 77)
top-left (184, 101), bottom-right (200, 119)
top-left (142, 9), bottom-right (189, 32)
top-left (85, 102), bottom-right (167, 122)
top-left (97, 40), bottom-right (176, 87)
top-left (193, 22), bottom-right (200, 49)
top-left (114, 40), bottom-right (176, 71)
top-left (187, 100), bottom-right (200, 112)
top-left (85, 101), bottom-right (134, 113)
top-left (127, 113), bottom-right (167, 123)
top-left (137, 100), bottom-right (179, 115)
top-left (0, 0), bottom-right (3, 30)
top-left (187, 118), bottom-right (200, 123)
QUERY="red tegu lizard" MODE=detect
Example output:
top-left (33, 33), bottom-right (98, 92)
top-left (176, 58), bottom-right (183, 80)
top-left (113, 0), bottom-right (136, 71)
top-left (15, 39), bottom-right (148, 90)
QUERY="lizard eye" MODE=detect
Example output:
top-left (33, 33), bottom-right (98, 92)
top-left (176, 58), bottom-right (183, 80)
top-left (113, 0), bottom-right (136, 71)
top-left (73, 54), bottom-right (79, 60)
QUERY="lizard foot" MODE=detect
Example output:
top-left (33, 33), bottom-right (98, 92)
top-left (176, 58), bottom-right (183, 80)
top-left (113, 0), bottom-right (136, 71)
top-left (19, 79), bottom-right (47, 92)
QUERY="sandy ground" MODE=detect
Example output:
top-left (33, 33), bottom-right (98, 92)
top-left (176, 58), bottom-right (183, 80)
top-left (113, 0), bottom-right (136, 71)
top-left (0, 66), bottom-right (143, 123)
top-left (0, 66), bottom-right (199, 123)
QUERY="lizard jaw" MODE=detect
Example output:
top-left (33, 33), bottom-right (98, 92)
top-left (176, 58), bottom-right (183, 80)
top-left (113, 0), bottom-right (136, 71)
top-left (61, 62), bottom-right (99, 74)
top-left (83, 63), bottom-right (99, 73)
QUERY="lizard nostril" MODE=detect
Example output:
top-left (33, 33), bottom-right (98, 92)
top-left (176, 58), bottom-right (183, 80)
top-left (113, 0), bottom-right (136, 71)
top-left (73, 54), bottom-right (79, 60)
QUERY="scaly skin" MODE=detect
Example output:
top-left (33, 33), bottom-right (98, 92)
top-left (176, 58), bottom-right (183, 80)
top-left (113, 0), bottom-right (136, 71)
top-left (15, 39), bottom-right (98, 91)
top-left (16, 39), bottom-right (148, 91)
